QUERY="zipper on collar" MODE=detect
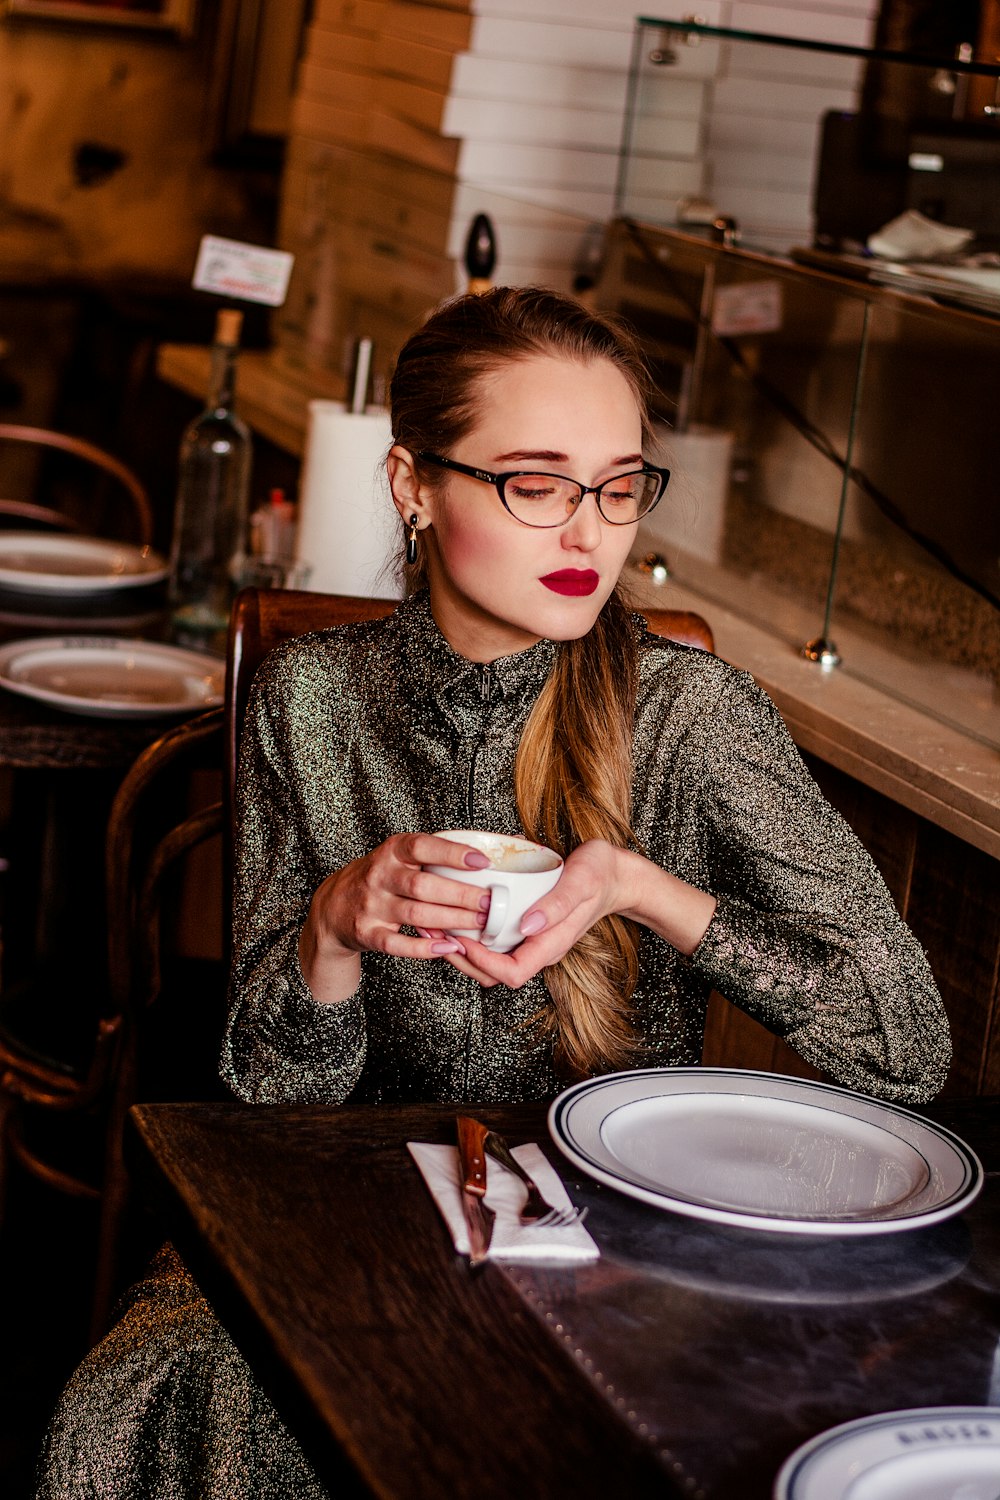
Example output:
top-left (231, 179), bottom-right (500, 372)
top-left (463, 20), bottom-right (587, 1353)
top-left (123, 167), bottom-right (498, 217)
top-left (466, 663), bottom-right (499, 824)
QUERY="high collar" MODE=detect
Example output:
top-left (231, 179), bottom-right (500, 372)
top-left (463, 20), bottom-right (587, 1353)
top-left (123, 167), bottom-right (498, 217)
top-left (391, 589), bottom-right (558, 717)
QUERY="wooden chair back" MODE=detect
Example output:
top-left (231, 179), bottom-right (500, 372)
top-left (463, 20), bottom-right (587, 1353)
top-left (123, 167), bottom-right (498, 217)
top-left (226, 589), bottom-right (396, 851)
top-left (225, 587), bottom-right (714, 848)
top-left (643, 606), bottom-right (714, 653)
top-left (0, 422), bottom-right (154, 546)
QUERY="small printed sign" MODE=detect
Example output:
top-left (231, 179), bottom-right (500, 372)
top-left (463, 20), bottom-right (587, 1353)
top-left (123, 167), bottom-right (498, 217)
top-left (192, 235), bottom-right (295, 307)
top-left (711, 279), bottom-right (783, 338)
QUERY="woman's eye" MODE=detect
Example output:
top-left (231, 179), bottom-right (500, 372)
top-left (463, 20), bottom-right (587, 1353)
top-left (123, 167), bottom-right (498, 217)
top-left (510, 479), bottom-right (557, 501)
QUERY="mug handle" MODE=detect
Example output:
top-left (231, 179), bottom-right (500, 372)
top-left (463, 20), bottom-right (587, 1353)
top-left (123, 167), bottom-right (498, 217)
top-left (482, 884), bottom-right (508, 945)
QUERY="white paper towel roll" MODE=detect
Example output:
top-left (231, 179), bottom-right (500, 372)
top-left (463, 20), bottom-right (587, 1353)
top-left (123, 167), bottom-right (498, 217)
top-left (639, 423), bottom-right (734, 565)
top-left (295, 401), bottom-right (399, 599)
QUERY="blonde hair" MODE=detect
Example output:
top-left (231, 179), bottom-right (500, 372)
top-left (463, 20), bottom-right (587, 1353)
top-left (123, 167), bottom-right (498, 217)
top-left (389, 287), bottom-right (648, 1077)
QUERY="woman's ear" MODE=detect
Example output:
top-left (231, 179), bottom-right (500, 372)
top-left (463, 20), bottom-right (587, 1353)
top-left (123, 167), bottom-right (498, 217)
top-left (387, 445), bottom-right (428, 527)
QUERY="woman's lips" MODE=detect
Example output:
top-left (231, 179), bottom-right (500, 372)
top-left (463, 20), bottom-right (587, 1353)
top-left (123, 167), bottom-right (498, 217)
top-left (539, 569), bottom-right (600, 597)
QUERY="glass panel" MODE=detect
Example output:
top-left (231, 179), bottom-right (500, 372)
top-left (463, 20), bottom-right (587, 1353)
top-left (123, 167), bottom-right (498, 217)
top-left (604, 20), bottom-right (1000, 752)
top-left (596, 215), bottom-right (1000, 750)
top-left (827, 296), bottom-right (1000, 747)
top-left (618, 229), bottom-right (864, 648)
top-left (619, 19), bottom-right (1000, 258)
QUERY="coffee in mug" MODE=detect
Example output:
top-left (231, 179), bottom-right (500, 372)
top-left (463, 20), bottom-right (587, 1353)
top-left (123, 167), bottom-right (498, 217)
top-left (426, 830), bottom-right (563, 953)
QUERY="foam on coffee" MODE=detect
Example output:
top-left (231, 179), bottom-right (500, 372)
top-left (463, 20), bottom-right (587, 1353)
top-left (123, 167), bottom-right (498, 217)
top-left (488, 842), bottom-right (561, 874)
top-left (438, 830), bottom-right (561, 874)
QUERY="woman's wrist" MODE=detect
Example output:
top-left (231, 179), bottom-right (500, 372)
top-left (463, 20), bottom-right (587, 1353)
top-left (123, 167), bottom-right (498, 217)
top-left (298, 884), bottom-right (362, 1003)
top-left (614, 848), bottom-right (717, 957)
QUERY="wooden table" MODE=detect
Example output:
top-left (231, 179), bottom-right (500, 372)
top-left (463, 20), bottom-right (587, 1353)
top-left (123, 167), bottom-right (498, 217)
top-left (128, 1095), bottom-right (1000, 1500)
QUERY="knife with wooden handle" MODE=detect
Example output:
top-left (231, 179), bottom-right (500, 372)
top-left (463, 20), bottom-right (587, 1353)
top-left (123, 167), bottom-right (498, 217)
top-left (456, 1115), bottom-right (495, 1266)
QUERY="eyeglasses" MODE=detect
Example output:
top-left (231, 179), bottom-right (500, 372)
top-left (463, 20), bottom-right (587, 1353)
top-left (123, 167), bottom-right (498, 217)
top-left (416, 451), bottom-right (670, 529)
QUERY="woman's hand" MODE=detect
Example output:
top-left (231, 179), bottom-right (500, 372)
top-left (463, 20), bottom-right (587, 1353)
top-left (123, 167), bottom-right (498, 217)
top-left (442, 841), bottom-right (718, 989)
top-left (299, 833), bottom-right (492, 1002)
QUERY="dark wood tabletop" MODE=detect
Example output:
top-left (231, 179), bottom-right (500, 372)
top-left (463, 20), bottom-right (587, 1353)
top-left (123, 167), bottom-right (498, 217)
top-left (127, 1094), bottom-right (1000, 1500)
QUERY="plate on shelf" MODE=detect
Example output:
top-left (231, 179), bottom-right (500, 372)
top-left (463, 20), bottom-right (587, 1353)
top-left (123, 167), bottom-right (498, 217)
top-left (0, 534), bottom-right (168, 595)
top-left (0, 637), bottom-right (224, 718)
top-left (774, 1407), bottom-right (1000, 1499)
top-left (548, 1068), bottom-right (982, 1235)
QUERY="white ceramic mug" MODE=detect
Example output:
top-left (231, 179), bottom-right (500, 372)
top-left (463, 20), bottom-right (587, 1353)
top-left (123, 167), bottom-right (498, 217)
top-left (426, 830), bottom-right (563, 953)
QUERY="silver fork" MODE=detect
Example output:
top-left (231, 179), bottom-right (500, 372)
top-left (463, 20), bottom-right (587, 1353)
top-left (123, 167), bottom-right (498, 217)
top-left (484, 1130), bottom-right (587, 1229)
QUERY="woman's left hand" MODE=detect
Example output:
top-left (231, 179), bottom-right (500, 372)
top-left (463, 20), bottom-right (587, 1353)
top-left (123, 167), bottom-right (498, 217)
top-left (436, 840), bottom-right (628, 988)
top-left (433, 839), bottom-right (717, 988)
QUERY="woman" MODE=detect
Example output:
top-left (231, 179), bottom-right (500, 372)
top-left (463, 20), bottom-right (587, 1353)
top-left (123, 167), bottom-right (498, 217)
top-left (36, 287), bottom-right (950, 1498)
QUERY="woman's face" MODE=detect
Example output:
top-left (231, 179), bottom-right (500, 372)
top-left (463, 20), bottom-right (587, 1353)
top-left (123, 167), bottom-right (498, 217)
top-left (402, 353), bottom-right (643, 661)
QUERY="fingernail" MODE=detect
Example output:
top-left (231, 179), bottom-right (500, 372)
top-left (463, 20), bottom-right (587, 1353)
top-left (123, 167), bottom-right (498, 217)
top-left (520, 911), bottom-right (547, 936)
top-left (432, 940), bottom-right (464, 955)
top-left (476, 912), bottom-right (487, 927)
top-left (416, 927), bottom-right (431, 938)
top-left (464, 851), bottom-right (490, 869)
top-left (478, 892), bottom-right (491, 910)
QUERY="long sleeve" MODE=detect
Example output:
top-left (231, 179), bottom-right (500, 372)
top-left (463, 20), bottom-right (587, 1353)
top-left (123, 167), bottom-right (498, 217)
top-left (220, 646), bottom-right (368, 1104)
top-left (679, 667), bottom-right (951, 1102)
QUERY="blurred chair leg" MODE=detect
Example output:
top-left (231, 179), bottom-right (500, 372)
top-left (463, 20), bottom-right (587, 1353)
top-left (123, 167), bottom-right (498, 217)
top-left (89, 1031), bottom-right (137, 1344)
top-left (0, 1085), bottom-right (13, 1233)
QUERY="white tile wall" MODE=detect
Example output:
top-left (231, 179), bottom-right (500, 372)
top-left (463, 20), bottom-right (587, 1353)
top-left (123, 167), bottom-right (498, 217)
top-left (447, 0), bottom-right (880, 285)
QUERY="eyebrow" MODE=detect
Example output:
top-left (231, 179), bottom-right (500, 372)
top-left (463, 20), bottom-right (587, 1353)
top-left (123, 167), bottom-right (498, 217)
top-left (492, 450), bottom-right (644, 468)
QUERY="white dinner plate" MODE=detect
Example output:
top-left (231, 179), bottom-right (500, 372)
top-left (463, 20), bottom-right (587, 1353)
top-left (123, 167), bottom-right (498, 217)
top-left (774, 1407), bottom-right (1000, 1499)
top-left (548, 1068), bottom-right (982, 1235)
top-left (0, 533), bottom-right (168, 594)
top-left (0, 637), bottom-right (224, 718)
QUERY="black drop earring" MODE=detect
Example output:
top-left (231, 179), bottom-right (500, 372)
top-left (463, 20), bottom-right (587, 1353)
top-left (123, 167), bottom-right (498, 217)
top-left (406, 514), bottom-right (419, 566)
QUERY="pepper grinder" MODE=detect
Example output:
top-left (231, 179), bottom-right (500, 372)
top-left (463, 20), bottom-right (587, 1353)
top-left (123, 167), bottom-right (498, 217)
top-left (464, 214), bottom-right (497, 294)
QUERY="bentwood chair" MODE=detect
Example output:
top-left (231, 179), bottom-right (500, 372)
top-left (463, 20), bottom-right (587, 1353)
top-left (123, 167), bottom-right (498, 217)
top-left (226, 589), bottom-right (397, 852)
top-left (0, 708), bottom-right (225, 1341)
top-left (0, 422), bottom-right (153, 545)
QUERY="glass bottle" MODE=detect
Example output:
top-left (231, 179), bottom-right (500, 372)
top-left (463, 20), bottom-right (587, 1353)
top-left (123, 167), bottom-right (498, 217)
top-left (168, 307), bottom-right (252, 652)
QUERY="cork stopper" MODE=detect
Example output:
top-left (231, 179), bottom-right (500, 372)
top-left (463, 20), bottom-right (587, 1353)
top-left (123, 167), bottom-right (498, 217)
top-left (214, 308), bottom-right (243, 347)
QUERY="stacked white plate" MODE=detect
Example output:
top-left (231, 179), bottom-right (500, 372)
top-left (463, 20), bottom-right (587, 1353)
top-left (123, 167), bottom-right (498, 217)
top-left (0, 533), bottom-right (168, 595)
top-left (0, 637), bottom-right (223, 718)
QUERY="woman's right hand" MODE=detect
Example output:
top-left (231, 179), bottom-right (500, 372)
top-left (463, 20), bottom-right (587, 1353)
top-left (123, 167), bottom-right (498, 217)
top-left (298, 833), bottom-right (492, 1003)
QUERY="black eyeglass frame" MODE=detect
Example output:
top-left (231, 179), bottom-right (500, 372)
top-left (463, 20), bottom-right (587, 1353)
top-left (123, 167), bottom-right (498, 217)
top-left (415, 451), bottom-right (670, 529)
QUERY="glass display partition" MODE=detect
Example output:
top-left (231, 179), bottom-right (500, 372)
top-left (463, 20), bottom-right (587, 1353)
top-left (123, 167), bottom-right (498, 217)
top-left (618, 18), bottom-right (1000, 257)
top-left (598, 22), bottom-right (1000, 752)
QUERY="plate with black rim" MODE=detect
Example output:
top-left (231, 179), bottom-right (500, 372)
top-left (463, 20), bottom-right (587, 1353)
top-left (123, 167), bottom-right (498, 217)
top-left (548, 1068), bottom-right (982, 1236)
top-left (774, 1407), bottom-right (1000, 1499)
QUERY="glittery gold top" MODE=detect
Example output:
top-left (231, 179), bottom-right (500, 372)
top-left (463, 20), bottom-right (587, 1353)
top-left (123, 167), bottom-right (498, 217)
top-left (222, 591), bottom-right (950, 1107)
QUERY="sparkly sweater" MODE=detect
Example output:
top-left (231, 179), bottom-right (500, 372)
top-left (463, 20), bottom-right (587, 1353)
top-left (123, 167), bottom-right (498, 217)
top-left (222, 591), bottom-right (950, 1107)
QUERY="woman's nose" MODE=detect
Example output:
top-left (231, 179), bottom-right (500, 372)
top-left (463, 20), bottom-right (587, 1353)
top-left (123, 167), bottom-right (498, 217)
top-left (560, 493), bottom-right (603, 551)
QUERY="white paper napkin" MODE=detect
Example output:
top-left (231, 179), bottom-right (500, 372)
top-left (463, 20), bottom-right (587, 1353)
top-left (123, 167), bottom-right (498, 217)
top-left (868, 209), bottom-right (974, 261)
top-left (408, 1140), bottom-right (600, 1263)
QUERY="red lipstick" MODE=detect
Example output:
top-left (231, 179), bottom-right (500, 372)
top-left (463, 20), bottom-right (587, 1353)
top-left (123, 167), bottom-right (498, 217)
top-left (539, 569), bottom-right (599, 597)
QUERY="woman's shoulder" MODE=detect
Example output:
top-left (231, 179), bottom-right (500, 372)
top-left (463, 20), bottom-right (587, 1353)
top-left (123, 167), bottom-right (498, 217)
top-left (635, 621), bottom-right (738, 693)
top-left (253, 610), bottom-right (398, 704)
top-left (633, 621), bottom-right (784, 730)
